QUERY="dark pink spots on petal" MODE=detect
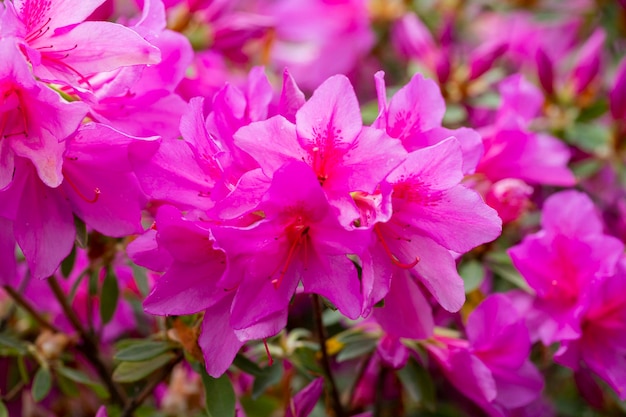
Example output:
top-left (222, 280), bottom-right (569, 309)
top-left (21, 0), bottom-right (52, 37)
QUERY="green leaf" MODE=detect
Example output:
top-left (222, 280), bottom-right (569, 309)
top-left (0, 333), bottom-right (28, 355)
top-left (32, 367), bottom-right (52, 403)
top-left (291, 347), bottom-right (322, 374)
top-left (202, 372), bottom-right (236, 417)
top-left (459, 259), bottom-right (486, 293)
top-left (100, 267), bottom-right (120, 325)
top-left (89, 269), bottom-right (99, 297)
top-left (74, 216), bottom-right (88, 248)
top-left (397, 358), bottom-right (435, 410)
top-left (0, 399), bottom-right (8, 417)
top-left (576, 99), bottom-right (608, 122)
top-left (232, 354), bottom-right (264, 377)
top-left (60, 245), bottom-right (76, 278)
top-left (130, 263), bottom-right (150, 297)
top-left (55, 366), bottom-right (97, 386)
top-left (113, 352), bottom-right (175, 383)
top-left (55, 372), bottom-right (80, 398)
top-left (564, 123), bottom-right (612, 154)
top-left (252, 363), bottom-right (283, 400)
top-left (336, 338), bottom-right (377, 363)
top-left (114, 341), bottom-right (174, 362)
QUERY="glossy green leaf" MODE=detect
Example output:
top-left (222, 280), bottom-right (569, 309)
top-left (60, 245), bottom-right (76, 278)
top-left (233, 354), bottom-right (264, 377)
top-left (397, 358), bottom-right (435, 410)
top-left (114, 341), bottom-right (174, 362)
top-left (113, 352), bottom-right (175, 383)
top-left (32, 367), bottom-right (52, 403)
top-left (100, 267), bottom-right (119, 325)
top-left (74, 216), bottom-right (88, 248)
top-left (459, 259), bottom-right (486, 293)
top-left (336, 338), bottom-right (377, 363)
top-left (0, 333), bottom-right (28, 355)
top-left (252, 363), bottom-right (283, 400)
top-left (202, 372), bottom-right (236, 417)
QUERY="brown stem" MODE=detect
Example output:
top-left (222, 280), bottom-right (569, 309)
top-left (2, 285), bottom-right (61, 333)
top-left (311, 295), bottom-right (345, 417)
top-left (119, 352), bottom-right (184, 417)
top-left (47, 276), bottom-right (127, 406)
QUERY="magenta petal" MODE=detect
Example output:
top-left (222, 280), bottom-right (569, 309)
top-left (330, 127), bottom-right (406, 194)
top-left (570, 28), bottom-right (605, 94)
top-left (491, 361), bottom-right (544, 408)
top-left (286, 377), bottom-right (324, 417)
top-left (234, 116), bottom-right (304, 177)
top-left (467, 294), bottom-right (530, 369)
top-left (374, 269), bottom-right (434, 339)
top-left (0, 217), bottom-right (17, 286)
top-left (126, 228), bottom-right (173, 273)
top-left (540, 190), bottom-right (603, 237)
top-left (296, 74), bottom-right (362, 146)
top-left (302, 253), bottom-right (362, 320)
top-left (385, 72), bottom-right (445, 141)
top-left (497, 74), bottom-right (544, 123)
top-left (0, 141), bottom-right (14, 191)
top-left (446, 348), bottom-right (498, 404)
top-left (377, 335), bottom-right (409, 369)
top-left (372, 70), bottom-right (388, 129)
top-left (400, 234), bottom-right (465, 312)
top-left (14, 168), bottom-right (74, 279)
top-left (387, 137), bottom-right (464, 191)
top-left (230, 269), bottom-right (299, 330)
top-left (360, 243), bottom-right (393, 317)
top-left (35, 21), bottom-right (160, 81)
top-left (403, 127), bottom-right (483, 175)
top-left (143, 260), bottom-right (224, 316)
top-left (244, 66), bottom-right (273, 122)
top-left (209, 168), bottom-right (270, 220)
top-left (131, 138), bottom-right (216, 211)
top-left (278, 68), bottom-right (306, 124)
top-left (198, 294), bottom-right (245, 378)
top-left (535, 48), bottom-right (554, 95)
top-left (14, 0), bottom-right (105, 29)
top-left (610, 57), bottom-right (626, 120)
top-left (155, 206), bottom-right (216, 264)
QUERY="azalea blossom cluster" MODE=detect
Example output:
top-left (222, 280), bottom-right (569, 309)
top-left (0, 0), bottom-right (625, 416)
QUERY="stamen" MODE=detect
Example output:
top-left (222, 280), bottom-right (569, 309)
top-left (263, 339), bottom-right (273, 366)
top-left (64, 175), bottom-right (100, 204)
top-left (25, 17), bottom-right (51, 43)
top-left (41, 55), bottom-right (93, 89)
top-left (271, 226), bottom-right (310, 289)
top-left (374, 224), bottom-right (419, 269)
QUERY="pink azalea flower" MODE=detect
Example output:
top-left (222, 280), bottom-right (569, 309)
top-left (1, 123), bottom-right (158, 279)
top-left (234, 74), bottom-right (407, 225)
top-left (508, 190), bottom-right (624, 344)
top-left (1, 0), bottom-right (161, 87)
top-left (0, 39), bottom-right (86, 190)
top-left (260, 0), bottom-right (375, 90)
top-left (212, 161), bottom-right (369, 328)
top-left (555, 257), bottom-right (626, 400)
top-left (367, 138), bottom-right (501, 313)
top-left (373, 71), bottom-right (483, 175)
top-left (475, 77), bottom-right (575, 188)
top-left (285, 377), bottom-right (324, 417)
top-left (76, 0), bottom-right (193, 140)
top-left (128, 204), bottom-right (250, 377)
top-left (427, 294), bottom-right (544, 417)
